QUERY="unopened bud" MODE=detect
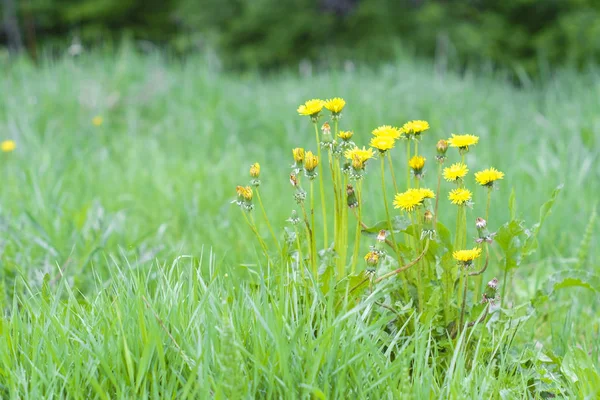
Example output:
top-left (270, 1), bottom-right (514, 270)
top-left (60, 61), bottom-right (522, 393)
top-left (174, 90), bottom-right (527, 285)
top-left (424, 210), bottom-right (433, 223)
top-left (476, 217), bottom-right (487, 229)
top-left (436, 139), bottom-right (448, 155)
top-left (290, 173), bottom-right (298, 187)
top-left (364, 251), bottom-right (380, 268)
top-left (321, 122), bottom-right (331, 135)
top-left (377, 230), bottom-right (387, 242)
top-left (292, 148), bottom-right (305, 163)
top-left (347, 184), bottom-right (358, 208)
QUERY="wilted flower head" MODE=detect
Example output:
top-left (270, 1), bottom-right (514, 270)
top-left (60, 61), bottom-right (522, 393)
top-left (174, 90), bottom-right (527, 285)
top-left (443, 162), bottom-right (469, 182)
top-left (370, 135), bottom-right (395, 152)
top-left (448, 188), bottom-right (472, 205)
top-left (346, 184), bottom-right (358, 208)
top-left (1, 140), bottom-right (16, 153)
top-left (372, 125), bottom-right (402, 139)
top-left (475, 167), bottom-right (505, 187)
top-left (452, 247), bottom-right (482, 266)
top-left (324, 97), bottom-right (346, 115)
top-left (297, 99), bottom-right (325, 117)
top-left (423, 210), bottom-right (433, 223)
top-left (448, 134), bottom-right (479, 152)
top-left (321, 122), bottom-right (331, 135)
top-left (236, 185), bottom-right (253, 201)
top-left (476, 217), bottom-right (487, 229)
top-left (377, 230), bottom-right (387, 242)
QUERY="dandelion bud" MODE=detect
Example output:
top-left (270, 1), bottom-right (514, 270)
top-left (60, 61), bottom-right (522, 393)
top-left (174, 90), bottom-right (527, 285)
top-left (292, 148), bottom-right (305, 164)
top-left (482, 277), bottom-right (500, 305)
top-left (364, 251), bottom-right (380, 269)
top-left (235, 185), bottom-right (254, 211)
top-left (321, 122), bottom-right (331, 135)
top-left (377, 230), bottom-right (387, 242)
top-left (408, 155), bottom-right (426, 179)
top-left (436, 139), bottom-right (448, 154)
top-left (304, 151), bottom-right (319, 172)
top-left (346, 184), bottom-right (358, 208)
top-left (487, 277), bottom-right (498, 290)
top-left (476, 217), bottom-right (487, 229)
top-left (424, 210), bottom-right (433, 223)
top-left (249, 163), bottom-right (260, 178)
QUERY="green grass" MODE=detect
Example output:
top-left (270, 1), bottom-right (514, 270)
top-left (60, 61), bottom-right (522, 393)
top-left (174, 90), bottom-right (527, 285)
top-left (0, 49), bottom-right (598, 398)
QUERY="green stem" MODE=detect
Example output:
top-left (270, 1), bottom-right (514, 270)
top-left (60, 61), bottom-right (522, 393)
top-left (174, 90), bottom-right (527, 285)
top-left (293, 225), bottom-right (305, 281)
top-left (242, 211), bottom-right (270, 263)
top-left (310, 179), bottom-right (318, 276)
top-left (313, 122), bottom-right (328, 248)
top-left (256, 189), bottom-right (281, 254)
top-left (387, 152), bottom-right (399, 195)
top-left (381, 157), bottom-right (399, 254)
top-left (434, 162), bottom-right (442, 229)
top-left (474, 189), bottom-right (493, 298)
top-left (406, 140), bottom-right (411, 189)
top-left (351, 181), bottom-right (363, 274)
top-left (459, 267), bottom-right (469, 334)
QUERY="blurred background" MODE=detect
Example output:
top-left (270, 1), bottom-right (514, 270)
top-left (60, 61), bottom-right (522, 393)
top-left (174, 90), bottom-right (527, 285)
top-left (2, 0), bottom-right (600, 75)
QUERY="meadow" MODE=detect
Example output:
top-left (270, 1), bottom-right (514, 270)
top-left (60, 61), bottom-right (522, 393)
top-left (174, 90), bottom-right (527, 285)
top-left (0, 49), bottom-right (598, 398)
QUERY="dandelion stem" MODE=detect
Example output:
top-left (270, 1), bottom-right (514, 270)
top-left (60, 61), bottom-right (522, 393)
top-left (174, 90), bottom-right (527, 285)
top-left (256, 189), bottom-right (281, 254)
top-left (386, 152), bottom-right (399, 194)
top-left (351, 180), bottom-right (363, 274)
top-left (293, 225), bottom-right (305, 281)
top-left (310, 179), bottom-right (318, 276)
top-left (434, 162), bottom-right (442, 229)
top-left (474, 188), bottom-right (493, 297)
top-left (300, 202), bottom-right (315, 272)
top-left (313, 122), bottom-right (328, 248)
top-left (381, 157), bottom-right (399, 258)
top-left (459, 267), bottom-right (469, 334)
top-left (406, 141), bottom-right (411, 189)
top-left (242, 210), bottom-right (270, 263)
top-left (375, 239), bottom-right (429, 283)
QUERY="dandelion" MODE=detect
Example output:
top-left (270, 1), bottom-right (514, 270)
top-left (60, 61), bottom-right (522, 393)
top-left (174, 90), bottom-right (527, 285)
top-left (476, 217), bottom-right (487, 229)
top-left (475, 167), bottom-right (505, 187)
top-left (92, 116), bottom-right (103, 126)
top-left (448, 134), bottom-right (479, 152)
top-left (443, 162), bottom-right (469, 182)
top-left (292, 148), bottom-right (305, 163)
top-left (1, 140), bottom-right (16, 152)
top-left (449, 188), bottom-right (472, 205)
top-left (304, 151), bottom-right (319, 179)
top-left (452, 247), bottom-right (482, 266)
top-left (370, 135), bottom-right (395, 152)
top-left (393, 188), bottom-right (434, 212)
top-left (297, 99), bottom-right (325, 118)
top-left (364, 250), bottom-right (380, 270)
top-left (324, 97), bottom-right (346, 115)
top-left (409, 155), bottom-right (426, 178)
top-left (338, 130), bottom-right (353, 141)
top-left (250, 162), bottom-right (261, 186)
top-left (236, 185), bottom-right (253, 202)
top-left (344, 146), bottom-right (375, 171)
top-left (372, 125), bottom-right (402, 139)
top-left (250, 163), bottom-right (260, 178)
top-left (402, 120), bottom-right (430, 137)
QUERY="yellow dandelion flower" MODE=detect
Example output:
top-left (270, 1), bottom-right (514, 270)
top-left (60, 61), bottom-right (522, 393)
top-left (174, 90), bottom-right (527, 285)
top-left (448, 188), bottom-right (472, 205)
top-left (475, 167), bottom-right (505, 187)
top-left (338, 130), bottom-right (353, 140)
top-left (408, 155), bottom-right (426, 171)
top-left (1, 140), bottom-right (16, 152)
top-left (364, 251), bottom-right (380, 267)
top-left (402, 120), bottom-right (430, 135)
top-left (393, 188), bottom-right (429, 212)
top-left (448, 134), bottom-right (479, 150)
top-left (250, 163), bottom-right (260, 178)
top-left (304, 151), bottom-right (319, 172)
top-left (443, 162), bottom-right (469, 182)
top-left (324, 97), bottom-right (346, 114)
top-left (372, 125), bottom-right (402, 139)
top-left (92, 116), bottom-right (103, 126)
top-left (370, 135), bottom-right (395, 152)
top-left (417, 188), bottom-right (435, 200)
top-left (344, 146), bottom-right (375, 169)
top-left (297, 99), bottom-right (325, 117)
top-left (292, 148), bottom-right (305, 163)
top-left (453, 247), bottom-right (482, 264)
top-left (236, 185), bottom-right (253, 201)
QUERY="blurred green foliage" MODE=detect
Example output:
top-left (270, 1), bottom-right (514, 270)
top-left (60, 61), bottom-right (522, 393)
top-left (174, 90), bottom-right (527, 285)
top-left (7, 0), bottom-right (600, 73)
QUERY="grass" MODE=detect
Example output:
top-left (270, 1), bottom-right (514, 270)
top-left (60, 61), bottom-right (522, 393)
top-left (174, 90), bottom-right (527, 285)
top-left (0, 48), bottom-right (598, 398)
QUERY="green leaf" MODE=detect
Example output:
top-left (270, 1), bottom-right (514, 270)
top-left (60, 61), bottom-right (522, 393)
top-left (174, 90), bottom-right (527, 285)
top-left (435, 222), bottom-right (453, 251)
top-left (495, 220), bottom-right (525, 271)
top-left (360, 215), bottom-right (410, 236)
top-left (533, 269), bottom-right (600, 308)
top-left (522, 185), bottom-right (563, 257)
top-left (509, 188), bottom-right (517, 220)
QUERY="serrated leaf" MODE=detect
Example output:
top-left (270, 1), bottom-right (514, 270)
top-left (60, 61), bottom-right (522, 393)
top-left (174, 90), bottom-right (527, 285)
top-left (533, 269), bottom-right (600, 308)
top-left (522, 185), bottom-right (563, 256)
top-left (496, 220), bottom-right (525, 271)
top-left (435, 222), bottom-right (453, 251)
